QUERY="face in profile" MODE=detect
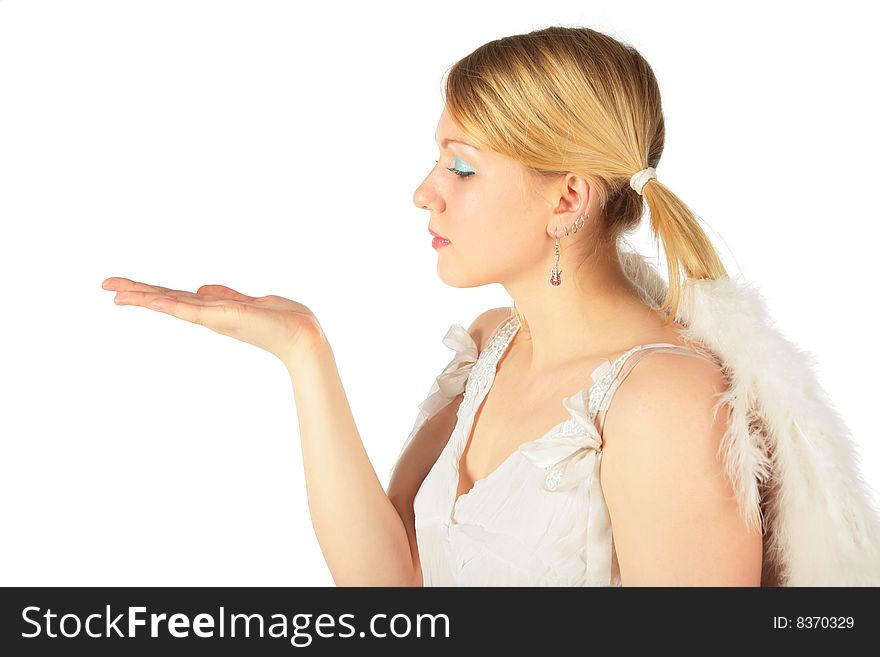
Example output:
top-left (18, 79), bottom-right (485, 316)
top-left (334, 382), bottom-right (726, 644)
top-left (412, 106), bottom-right (559, 289)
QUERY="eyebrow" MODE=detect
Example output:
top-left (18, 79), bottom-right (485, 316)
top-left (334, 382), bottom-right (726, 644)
top-left (435, 135), bottom-right (478, 150)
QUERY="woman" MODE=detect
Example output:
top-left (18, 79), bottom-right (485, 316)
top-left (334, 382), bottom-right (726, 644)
top-left (102, 26), bottom-right (880, 586)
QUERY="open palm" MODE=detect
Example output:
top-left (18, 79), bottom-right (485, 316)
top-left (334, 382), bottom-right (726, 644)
top-left (102, 277), bottom-right (325, 364)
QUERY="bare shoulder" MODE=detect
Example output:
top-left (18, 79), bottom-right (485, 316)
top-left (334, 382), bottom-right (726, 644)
top-left (606, 351), bottom-right (731, 433)
top-left (599, 351), bottom-right (763, 585)
top-left (466, 307), bottom-right (512, 354)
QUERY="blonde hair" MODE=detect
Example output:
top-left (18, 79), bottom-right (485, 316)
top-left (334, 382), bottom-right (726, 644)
top-left (442, 26), bottom-right (728, 329)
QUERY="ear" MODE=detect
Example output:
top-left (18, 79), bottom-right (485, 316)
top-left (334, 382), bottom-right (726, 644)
top-left (545, 172), bottom-right (595, 239)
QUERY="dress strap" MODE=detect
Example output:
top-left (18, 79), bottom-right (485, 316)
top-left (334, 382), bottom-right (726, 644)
top-left (480, 313), bottom-right (517, 359)
top-left (590, 342), bottom-right (721, 442)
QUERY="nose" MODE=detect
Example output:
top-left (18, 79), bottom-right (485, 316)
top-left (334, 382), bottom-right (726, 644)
top-left (412, 167), bottom-right (439, 212)
top-left (412, 184), bottom-right (428, 210)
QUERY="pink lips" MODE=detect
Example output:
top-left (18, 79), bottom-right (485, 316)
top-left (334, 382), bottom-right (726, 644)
top-left (429, 228), bottom-right (450, 249)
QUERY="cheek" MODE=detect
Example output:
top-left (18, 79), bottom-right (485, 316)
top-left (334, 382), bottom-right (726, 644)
top-left (469, 222), bottom-right (530, 265)
top-left (444, 181), bottom-right (529, 247)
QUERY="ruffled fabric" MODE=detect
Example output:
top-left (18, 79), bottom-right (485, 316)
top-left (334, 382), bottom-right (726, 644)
top-left (517, 389), bottom-right (614, 586)
top-left (434, 324), bottom-right (479, 399)
top-left (390, 324), bottom-right (478, 476)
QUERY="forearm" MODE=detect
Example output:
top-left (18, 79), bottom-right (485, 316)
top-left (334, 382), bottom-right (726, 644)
top-left (284, 341), bottom-right (418, 586)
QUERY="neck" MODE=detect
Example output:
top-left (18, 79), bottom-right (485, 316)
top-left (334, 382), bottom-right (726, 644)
top-left (504, 242), bottom-right (665, 373)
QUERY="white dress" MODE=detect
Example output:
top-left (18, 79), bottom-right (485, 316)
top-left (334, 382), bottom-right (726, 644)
top-left (392, 314), bottom-right (722, 586)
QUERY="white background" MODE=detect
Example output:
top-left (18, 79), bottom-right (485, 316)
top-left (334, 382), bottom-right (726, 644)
top-left (1, 0), bottom-right (877, 585)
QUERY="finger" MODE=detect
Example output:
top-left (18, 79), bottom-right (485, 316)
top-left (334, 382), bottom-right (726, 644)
top-left (147, 295), bottom-right (224, 325)
top-left (103, 277), bottom-right (207, 301)
top-left (114, 289), bottom-right (226, 308)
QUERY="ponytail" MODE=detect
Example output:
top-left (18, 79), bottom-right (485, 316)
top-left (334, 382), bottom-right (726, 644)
top-left (640, 178), bottom-right (729, 324)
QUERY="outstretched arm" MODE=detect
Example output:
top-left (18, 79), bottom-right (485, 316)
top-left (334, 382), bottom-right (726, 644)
top-left (287, 342), bottom-right (422, 586)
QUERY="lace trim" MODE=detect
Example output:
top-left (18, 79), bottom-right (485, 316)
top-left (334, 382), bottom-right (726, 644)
top-left (585, 344), bottom-right (654, 420)
top-left (461, 317), bottom-right (519, 408)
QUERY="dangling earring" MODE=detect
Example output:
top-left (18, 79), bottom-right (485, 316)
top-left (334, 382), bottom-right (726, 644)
top-left (549, 227), bottom-right (562, 286)
top-left (549, 213), bottom-right (586, 287)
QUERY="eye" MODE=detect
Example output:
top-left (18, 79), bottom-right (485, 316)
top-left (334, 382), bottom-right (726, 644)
top-left (434, 158), bottom-right (475, 179)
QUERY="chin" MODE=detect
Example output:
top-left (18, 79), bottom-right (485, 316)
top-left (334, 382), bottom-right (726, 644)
top-left (436, 261), bottom-right (494, 289)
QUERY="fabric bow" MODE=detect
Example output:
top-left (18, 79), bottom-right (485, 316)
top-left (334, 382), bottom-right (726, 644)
top-left (434, 323), bottom-right (479, 398)
top-left (517, 390), bottom-right (604, 492)
top-left (391, 324), bottom-right (478, 475)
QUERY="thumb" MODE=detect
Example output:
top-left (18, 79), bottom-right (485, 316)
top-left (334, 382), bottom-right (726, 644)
top-left (196, 284), bottom-right (257, 302)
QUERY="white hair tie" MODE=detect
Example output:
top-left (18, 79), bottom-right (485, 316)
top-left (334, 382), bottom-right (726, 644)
top-left (629, 167), bottom-right (657, 195)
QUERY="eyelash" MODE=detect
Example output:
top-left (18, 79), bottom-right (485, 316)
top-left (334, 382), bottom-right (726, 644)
top-left (434, 159), bottom-right (475, 179)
